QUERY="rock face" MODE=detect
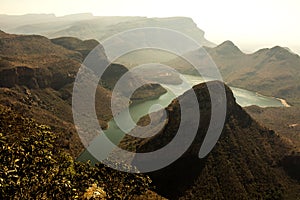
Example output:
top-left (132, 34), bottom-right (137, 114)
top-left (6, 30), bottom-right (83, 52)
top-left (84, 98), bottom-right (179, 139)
top-left (120, 81), bottom-right (299, 199)
top-left (0, 66), bottom-right (37, 88)
top-left (0, 65), bottom-right (77, 89)
top-left (0, 32), bottom-right (84, 90)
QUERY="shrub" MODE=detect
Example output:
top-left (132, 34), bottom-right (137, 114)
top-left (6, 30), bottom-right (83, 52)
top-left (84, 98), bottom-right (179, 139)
top-left (0, 107), bottom-right (151, 199)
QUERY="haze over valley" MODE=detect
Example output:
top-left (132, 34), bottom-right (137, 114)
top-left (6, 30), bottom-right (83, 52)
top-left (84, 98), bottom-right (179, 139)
top-left (0, 1), bottom-right (299, 199)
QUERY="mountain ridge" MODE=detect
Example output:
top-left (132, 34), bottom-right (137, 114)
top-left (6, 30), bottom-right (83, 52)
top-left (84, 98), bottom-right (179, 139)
top-left (168, 40), bottom-right (300, 106)
top-left (0, 15), bottom-right (215, 48)
top-left (119, 81), bottom-right (300, 199)
top-left (213, 40), bottom-right (244, 56)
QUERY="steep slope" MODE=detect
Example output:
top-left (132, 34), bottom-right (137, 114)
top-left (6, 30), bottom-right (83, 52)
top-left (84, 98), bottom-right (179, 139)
top-left (245, 106), bottom-right (300, 151)
top-left (245, 106), bottom-right (300, 183)
top-left (119, 81), bottom-right (300, 199)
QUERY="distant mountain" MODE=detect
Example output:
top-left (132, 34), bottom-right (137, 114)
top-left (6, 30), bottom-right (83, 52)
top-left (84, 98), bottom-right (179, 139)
top-left (211, 40), bottom-right (244, 56)
top-left (168, 41), bottom-right (300, 106)
top-left (0, 14), bottom-right (56, 30)
top-left (0, 14), bottom-right (215, 66)
top-left (119, 81), bottom-right (300, 199)
top-left (208, 42), bottom-right (300, 106)
top-left (1, 14), bottom-right (214, 48)
top-left (0, 13), bottom-right (95, 30)
top-left (49, 17), bottom-right (215, 48)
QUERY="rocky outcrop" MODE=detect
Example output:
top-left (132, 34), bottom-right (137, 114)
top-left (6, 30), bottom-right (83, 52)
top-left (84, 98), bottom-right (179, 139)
top-left (0, 66), bottom-right (38, 88)
top-left (0, 31), bottom-right (85, 90)
top-left (0, 65), bottom-right (76, 89)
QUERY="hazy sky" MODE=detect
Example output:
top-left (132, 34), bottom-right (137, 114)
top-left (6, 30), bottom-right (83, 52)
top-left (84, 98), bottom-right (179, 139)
top-left (1, 0), bottom-right (300, 54)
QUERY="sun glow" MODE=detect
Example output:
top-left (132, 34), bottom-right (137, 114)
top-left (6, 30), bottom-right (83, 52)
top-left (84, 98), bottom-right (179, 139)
top-left (1, 0), bottom-right (300, 54)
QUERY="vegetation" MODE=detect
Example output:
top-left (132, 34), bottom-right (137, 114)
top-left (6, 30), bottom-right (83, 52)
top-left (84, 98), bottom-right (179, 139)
top-left (246, 106), bottom-right (300, 151)
top-left (0, 105), bottom-right (151, 199)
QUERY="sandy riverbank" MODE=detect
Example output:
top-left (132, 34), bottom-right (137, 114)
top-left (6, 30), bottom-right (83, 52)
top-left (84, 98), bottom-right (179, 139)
top-left (276, 98), bottom-right (291, 107)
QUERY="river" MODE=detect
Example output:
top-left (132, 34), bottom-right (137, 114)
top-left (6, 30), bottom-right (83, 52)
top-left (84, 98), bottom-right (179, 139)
top-left (77, 74), bottom-right (284, 163)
